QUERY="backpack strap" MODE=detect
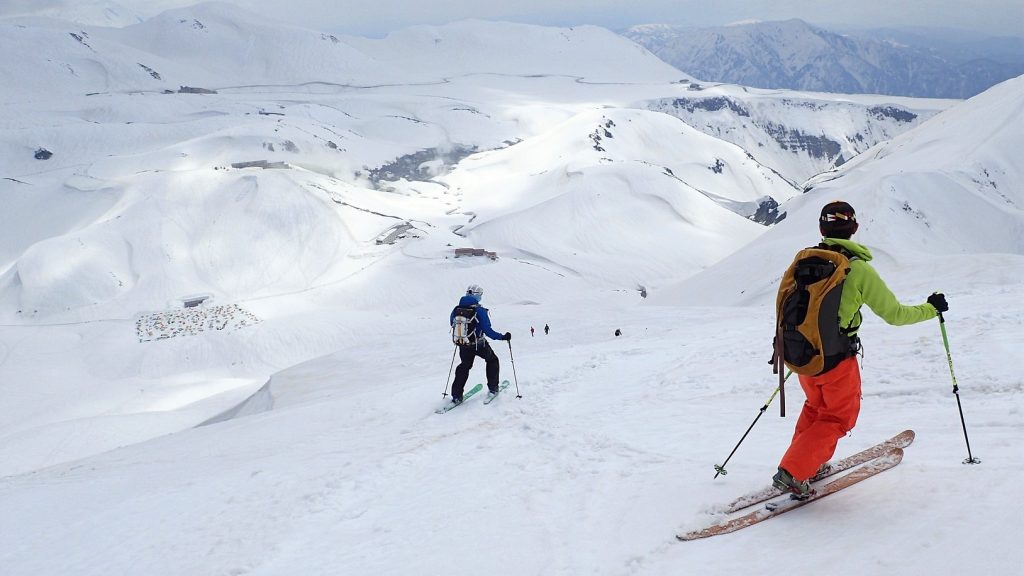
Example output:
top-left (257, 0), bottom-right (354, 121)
top-left (817, 242), bottom-right (864, 360)
top-left (773, 324), bottom-right (786, 417)
top-left (818, 242), bottom-right (858, 262)
top-left (818, 243), bottom-right (863, 339)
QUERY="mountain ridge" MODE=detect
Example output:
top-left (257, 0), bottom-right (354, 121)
top-left (625, 18), bottom-right (1024, 98)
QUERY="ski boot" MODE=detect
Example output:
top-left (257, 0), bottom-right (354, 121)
top-left (772, 467), bottom-right (813, 500)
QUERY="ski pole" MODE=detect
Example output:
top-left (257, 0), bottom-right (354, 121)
top-left (441, 345), bottom-right (457, 398)
top-left (938, 312), bottom-right (981, 464)
top-left (714, 371), bottom-right (792, 479)
top-left (507, 340), bottom-right (523, 398)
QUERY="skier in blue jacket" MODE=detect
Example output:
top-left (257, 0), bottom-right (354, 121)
top-left (448, 284), bottom-right (510, 405)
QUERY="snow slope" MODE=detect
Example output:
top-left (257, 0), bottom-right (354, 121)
top-left (347, 19), bottom-right (686, 83)
top-left (1, 266), bottom-right (1020, 576)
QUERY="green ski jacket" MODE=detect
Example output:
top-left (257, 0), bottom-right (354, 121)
top-left (823, 238), bottom-right (938, 335)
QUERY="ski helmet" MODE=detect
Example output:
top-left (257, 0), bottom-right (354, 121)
top-left (466, 284), bottom-right (483, 299)
top-left (819, 201), bottom-right (858, 239)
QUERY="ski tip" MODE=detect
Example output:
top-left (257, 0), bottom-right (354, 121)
top-left (883, 447), bottom-right (905, 465)
top-left (677, 524), bottom-right (728, 541)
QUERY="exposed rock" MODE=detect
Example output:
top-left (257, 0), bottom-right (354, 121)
top-left (751, 197), bottom-right (786, 225)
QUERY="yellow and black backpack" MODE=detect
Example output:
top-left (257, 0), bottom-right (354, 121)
top-left (772, 243), bottom-right (859, 413)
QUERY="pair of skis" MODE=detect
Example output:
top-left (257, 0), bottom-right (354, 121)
top-left (435, 380), bottom-right (511, 414)
top-left (678, 430), bottom-right (914, 541)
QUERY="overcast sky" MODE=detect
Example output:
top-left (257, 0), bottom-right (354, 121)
top-left (2, 0), bottom-right (1023, 37)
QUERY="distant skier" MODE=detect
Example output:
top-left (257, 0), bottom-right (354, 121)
top-left (531, 326), bottom-right (535, 337)
top-left (771, 201), bottom-right (947, 498)
top-left (614, 329), bottom-right (622, 337)
top-left (544, 324), bottom-right (550, 335)
top-left (447, 284), bottom-right (511, 407)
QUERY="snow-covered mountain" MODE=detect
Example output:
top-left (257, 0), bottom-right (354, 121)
top-left (625, 19), bottom-right (1024, 98)
top-left (644, 84), bottom-right (953, 185)
top-left (1, 0), bottom-right (147, 27)
top-left (1, 6), bottom-right (1022, 576)
top-left (2, 4), bottom-right (945, 322)
top-left (440, 107), bottom-right (797, 285)
top-left (659, 73), bottom-right (1024, 306)
top-left (0, 2), bottom-right (410, 98)
top-left (1, 3), bottom-right (686, 101)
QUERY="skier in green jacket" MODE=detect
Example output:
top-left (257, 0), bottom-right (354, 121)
top-left (773, 200), bottom-right (948, 497)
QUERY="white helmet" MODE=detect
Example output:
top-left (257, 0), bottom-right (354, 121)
top-left (466, 284), bottom-right (483, 299)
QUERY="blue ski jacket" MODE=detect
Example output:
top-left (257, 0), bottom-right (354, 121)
top-left (450, 295), bottom-right (505, 341)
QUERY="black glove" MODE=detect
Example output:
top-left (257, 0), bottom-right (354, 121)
top-left (503, 332), bottom-right (512, 341)
top-left (927, 292), bottom-right (948, 313)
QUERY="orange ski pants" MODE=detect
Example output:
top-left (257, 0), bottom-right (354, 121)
top-left (779, 356), bottom-right (862, 481)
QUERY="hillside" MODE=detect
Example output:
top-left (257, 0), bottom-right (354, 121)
top-left (660, 74), bottom-right (1024, 306)
top-left (441, 107), bottom-right (796, 286)
top-left (643, 84), bottom-right (954, 184)
top-left (2, 7), bottom-right (941, 323)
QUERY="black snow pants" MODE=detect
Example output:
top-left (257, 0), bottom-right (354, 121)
top-left (451, 341), bottom-right (500, 399)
